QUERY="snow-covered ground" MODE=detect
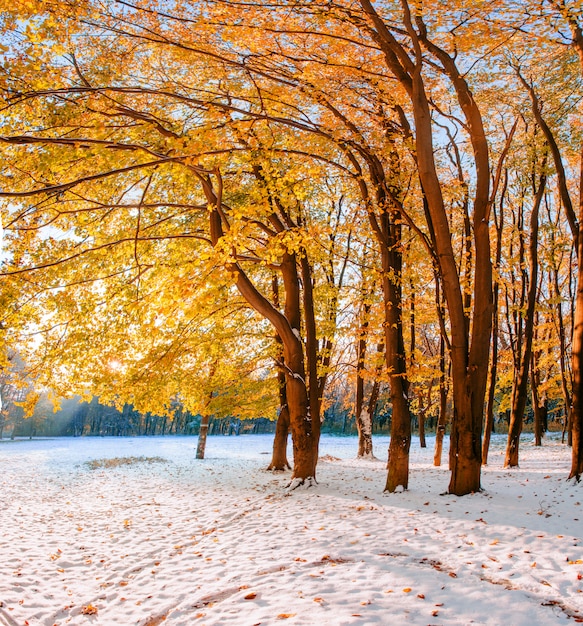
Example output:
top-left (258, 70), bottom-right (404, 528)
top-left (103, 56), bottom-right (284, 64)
top-left (0, 433), bottom-right (581, 625)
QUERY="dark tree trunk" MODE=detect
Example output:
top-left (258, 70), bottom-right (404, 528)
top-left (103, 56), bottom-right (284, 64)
top-left (531, 314), bottom-right (546, 447)
top-left (434, 293), bottom-right (449, 467)
top-left (268, 277), bottom-right (292, 471)
top-left (381, 215), bottom-right (411, 492)
top-left (358, 0), bottom-right (492, 494)
top-left (505, 162), bottom-right (546, 467)
top-left (570, 151), bottom-right (583, 480)
top-left (483, 148), bottom-right (513, 464)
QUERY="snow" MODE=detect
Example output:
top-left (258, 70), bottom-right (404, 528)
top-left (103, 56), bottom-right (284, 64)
top-left (0, 433), bottom-right (582, 625)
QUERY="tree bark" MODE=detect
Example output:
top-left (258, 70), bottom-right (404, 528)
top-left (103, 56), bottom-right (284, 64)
top-left (268, 277), bottom-right (291, 471)
top-left (531, 340), bottom-right (546, 447)
top-left (505, 163), bottom-right (546, 467)
top-left (358, 0), bottom-right (491, 493)
top-left (381, 216), bottom-right (411, 492)
top-left (434, 296), bottom-right (449, 467)
top-left (205, 185), bottom-right (317, 483)
top-left (355, 296), bottom-right (374, 458)
top-left (269, 403), bottom-right (291, 471)
top-left (569, 150), bottom-right (583, 480)
top-left (196, 414), bottom-right (210, 459)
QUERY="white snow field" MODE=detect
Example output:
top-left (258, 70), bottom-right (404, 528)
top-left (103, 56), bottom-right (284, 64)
top-left (0, 433), bottom-right (582, 625)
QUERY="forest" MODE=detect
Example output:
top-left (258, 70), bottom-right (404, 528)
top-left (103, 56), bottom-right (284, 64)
top-left (0, 0), bottom-right (582, 496)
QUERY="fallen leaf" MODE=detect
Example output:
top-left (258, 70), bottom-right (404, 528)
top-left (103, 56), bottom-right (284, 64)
top-left (403, 588), bottom-right (412, 593)
top-left (81, 604), bottom-right (98, 615)
top-left (277, 614), bottom-right (296, 620)
top-left (244, 593), bottom-right (257, 600)
top-left (417, 594), bottom-right (425, 599)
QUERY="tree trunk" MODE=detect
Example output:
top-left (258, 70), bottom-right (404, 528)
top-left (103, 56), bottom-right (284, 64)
top-left (196, 414), bottom-right (210, 459)
top-left (531, 315), bottom-right (546, 447)
top-left (268, 404), bottom-right (291, 470)
top-left (357, 408), bottom-right (374, 457)
top-left (505, 163), bottom-right (546, 467)
top-left (570, 154), bottom-right (583, 480)
top-left (531, 363), bottom-right (544, 447)
top-left (207, 195), bottom-right (317, 484)
top-left (268, 279), bottom-right (292, 471)
top-left (434, 295), bottom-right (449, 467)
top-left (483, 165), bottom-right (510, 464)
top-left (418, 408), bottom-right (426, 449)
top-left (355, 297), bottom-right (374, 458)
top-left (381, 221), bottom-right (411, 492)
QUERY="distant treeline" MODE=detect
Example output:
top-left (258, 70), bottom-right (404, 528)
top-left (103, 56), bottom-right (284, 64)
top-left (1, 393), bottom-right (568, 440)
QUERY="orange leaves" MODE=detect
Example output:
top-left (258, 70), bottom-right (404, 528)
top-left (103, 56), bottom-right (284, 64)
top-left (81, 604), bottom-right (98, 615)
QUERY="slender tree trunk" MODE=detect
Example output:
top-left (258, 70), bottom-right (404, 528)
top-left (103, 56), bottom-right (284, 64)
top-left (300, 255), bottom-right (322, 473)
top-left (268, 367), bottom-right (291, 470)
top-left (196, 414), bottom-right (210, 459)
top-left (418, 392), bottom-right (427, 449)
top-left (569, 149), bottom-right (583, 480)
top-left (531, 311), bottom-right (546, 447)
top-left (268, 276), bottom-right (292, 471)
top-left (531, 354), bottom-right (544, 447)
top-left (355, 297), bottom-right (374, 458)
top-left (382, 217), bottom-right (411, 492)
top-left (505, 163), bottom-right (546, 467)
top-left (483, 164), bottom-right (510, 464)
top-left (434, 316), bottom-right (449, 467)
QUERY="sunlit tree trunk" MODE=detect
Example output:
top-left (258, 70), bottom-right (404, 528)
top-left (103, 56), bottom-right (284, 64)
top-left (196, 414), bottom-right (210, 459)
top-left (355, 290), bottom-right (374, 458)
